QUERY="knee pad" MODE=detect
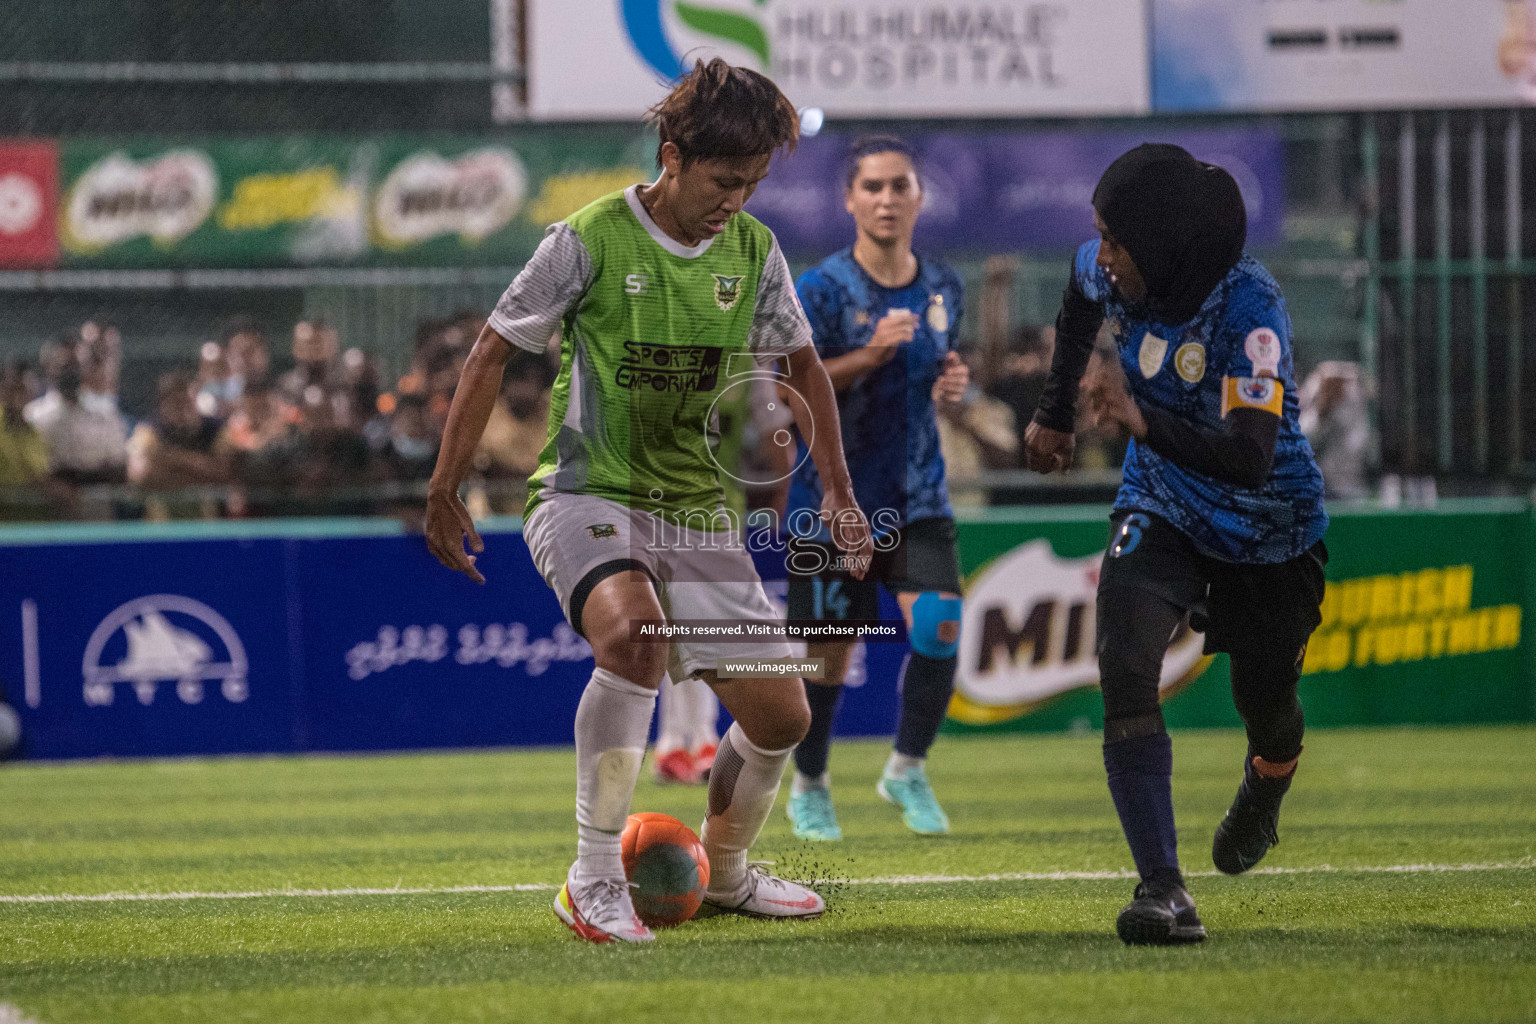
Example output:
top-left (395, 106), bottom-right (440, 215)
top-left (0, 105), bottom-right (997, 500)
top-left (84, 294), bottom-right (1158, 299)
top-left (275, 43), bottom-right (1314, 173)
top-left (909, 592), bottom-right (962, 658)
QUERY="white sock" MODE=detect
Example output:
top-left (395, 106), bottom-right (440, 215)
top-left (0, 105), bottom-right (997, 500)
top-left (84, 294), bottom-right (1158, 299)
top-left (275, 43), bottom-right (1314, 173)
top-left (574, 667), bottom-right (656, 883)
top-left (791, 771), bottom-right (830, 797)
top-left (701, 722), bottom-right (792, 894)
top-left (884, 751), bottom-right (925, 780)
top-left (689, 675), bottom-right (721, 751)
top-left (654, 673), bottom-right (685, 754)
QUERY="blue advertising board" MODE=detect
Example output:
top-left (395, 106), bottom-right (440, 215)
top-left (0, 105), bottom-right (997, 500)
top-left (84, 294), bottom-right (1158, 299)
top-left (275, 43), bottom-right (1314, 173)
top-left (747, 127), bottom-right (1285, 258)
top-left (0, 520), bottom-right (906, 760)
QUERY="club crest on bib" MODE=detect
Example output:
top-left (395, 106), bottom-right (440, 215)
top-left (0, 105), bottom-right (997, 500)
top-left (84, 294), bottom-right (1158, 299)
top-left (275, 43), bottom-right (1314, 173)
top-left (586, 523), bottom-right (618, 539)
top-left (1175, 342), bottom-right (1206, 383)
top-left (712, 274), bottom-right (743, 312)
top-left (1137, 333), bottom-right (1168, 379)
top-left (927, 294), bottom-right (949, 334)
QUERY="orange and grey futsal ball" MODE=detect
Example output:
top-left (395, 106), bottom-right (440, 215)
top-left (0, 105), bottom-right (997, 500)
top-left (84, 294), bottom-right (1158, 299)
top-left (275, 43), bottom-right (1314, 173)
top-left (620, 812), bottom-right (710, 927)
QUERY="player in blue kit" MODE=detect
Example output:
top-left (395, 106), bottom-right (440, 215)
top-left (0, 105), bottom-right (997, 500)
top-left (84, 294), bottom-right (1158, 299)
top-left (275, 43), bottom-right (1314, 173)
top-left (780, 137), bottom-right (969, 840)
top-left (1025, 144), bottom-right (1329, 945)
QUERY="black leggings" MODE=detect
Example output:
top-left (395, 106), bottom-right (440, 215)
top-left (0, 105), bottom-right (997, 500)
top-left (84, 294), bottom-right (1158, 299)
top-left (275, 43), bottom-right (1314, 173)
top-left (1096, 585), bottom-right (1305, 761)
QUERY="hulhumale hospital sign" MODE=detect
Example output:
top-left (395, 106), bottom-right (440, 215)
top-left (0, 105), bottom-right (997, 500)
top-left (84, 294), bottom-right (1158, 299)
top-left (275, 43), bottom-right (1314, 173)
top-left (527, 0), bottom-right (1151, 118)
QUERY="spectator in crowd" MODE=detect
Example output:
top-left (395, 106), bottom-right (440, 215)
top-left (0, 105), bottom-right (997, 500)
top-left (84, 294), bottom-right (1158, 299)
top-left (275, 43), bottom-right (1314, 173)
top-left (127, 370), bottom-right (229, 519)
top-left (22, 334), bottom-right (79, 430)
top-left (195, 340), bottom-right (239, 419)
top-left (936, 348), bottom-right (1020, 507)
top-left (223, 316), bottom-right (271, 394)
top-left (1300, 360), bottom-right (1372, 500)
top-left (0, 362), bottom-right (48, 488)
top-left (77, 320), bottom-right (122, 418)
top-left (278, 318), bottom-right (344, 408)
top-left (31, 346), bottom-right (128, 484)
top-left (291, 385), bottom-right (373, 513)
top-left (380, 392), bottom-right (438, 482)
top-left (476, 348), bottom-right (554, 481)
top-left (986, 325), bottom-right (1054, 441)
top-left (127, 370), bottom-right (228, 489)
top-left (217, 378), bottom-right (300, 484)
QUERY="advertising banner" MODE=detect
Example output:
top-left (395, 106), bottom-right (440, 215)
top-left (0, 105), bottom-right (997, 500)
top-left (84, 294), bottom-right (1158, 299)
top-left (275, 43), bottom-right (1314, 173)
top-left (0, 140), bottom-right (60, 269)
top-left (529, 0), bottom-right (1151, 120)
top-left (1153, 0), bottom-right (1534, 112)
top-left (0, 522), bottom-right (904, 760)
top-left (749, 127), bottom-right (1284, 257)
top-left (53, 133), bottom-right (658, 271)
top-left (947, 503), bottom-right (1535, 735)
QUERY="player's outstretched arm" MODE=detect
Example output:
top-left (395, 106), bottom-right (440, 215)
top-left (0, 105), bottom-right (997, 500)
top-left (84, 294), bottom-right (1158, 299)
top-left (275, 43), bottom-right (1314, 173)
top-left (783, 344), bottom-right (873, 579)
top-left (425, 325), bottom-right (513, 583)
top-left (1026, 260), bottom-right (1104, 473)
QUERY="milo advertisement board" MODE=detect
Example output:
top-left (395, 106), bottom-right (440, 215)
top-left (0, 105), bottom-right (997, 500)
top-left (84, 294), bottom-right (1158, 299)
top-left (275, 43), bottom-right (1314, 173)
top-left (56, 132), bottom-right (656, 269)
top-left (947, 502), bottom-right (1534, 733)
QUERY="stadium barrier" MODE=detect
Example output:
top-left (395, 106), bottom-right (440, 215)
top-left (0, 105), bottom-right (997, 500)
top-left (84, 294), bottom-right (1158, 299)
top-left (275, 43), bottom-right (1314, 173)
top-left (0, 499), bottom-right (1532, 759)
top-left (950, 499), bottom-right (1536, 733)
top-left (0, 518), bottom-right (907, 759)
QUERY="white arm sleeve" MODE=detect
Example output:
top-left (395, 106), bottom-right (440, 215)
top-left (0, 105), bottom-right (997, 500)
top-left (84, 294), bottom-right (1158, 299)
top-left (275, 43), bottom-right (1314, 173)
top-left (747, 236), bottom-right (813, 365)
top-left (487, 223), bottom-right (593, 353)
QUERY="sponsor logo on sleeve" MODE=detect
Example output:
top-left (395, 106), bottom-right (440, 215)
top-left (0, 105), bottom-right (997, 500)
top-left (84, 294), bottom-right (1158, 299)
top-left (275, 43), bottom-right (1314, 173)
top-left (1222, 375), bottom-right (1284, 417)
top-left (1244, 327), bottom-right (1282, 378)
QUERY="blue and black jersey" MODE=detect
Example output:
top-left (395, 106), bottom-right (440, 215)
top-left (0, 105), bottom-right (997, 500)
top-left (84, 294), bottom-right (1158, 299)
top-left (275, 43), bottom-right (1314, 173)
top-left (784, 248), bottom-right (964, 540)
top-left (1051, 240), bottom-right (1327, 565)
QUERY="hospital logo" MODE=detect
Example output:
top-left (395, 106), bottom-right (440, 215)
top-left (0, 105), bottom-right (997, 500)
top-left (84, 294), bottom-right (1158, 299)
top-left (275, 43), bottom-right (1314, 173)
top-left (621, 1), bottom-right (770, 81)
top-left (81, 595), bottom-right (249, 707)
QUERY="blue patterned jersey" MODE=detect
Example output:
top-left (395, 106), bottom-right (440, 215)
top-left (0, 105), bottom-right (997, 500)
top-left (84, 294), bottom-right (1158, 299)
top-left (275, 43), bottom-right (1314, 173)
top-left (784, 248), bottom-right (963, 539)
top-left (1073, 240), bottom-right (1328, 564)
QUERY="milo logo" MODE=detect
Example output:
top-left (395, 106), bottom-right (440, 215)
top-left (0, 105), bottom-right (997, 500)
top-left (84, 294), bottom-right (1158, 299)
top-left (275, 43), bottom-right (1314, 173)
top-left (64, 150), bottom-right (218, 252)
top-left (951, 539), bottom-right (1209, 724)
top-left (373, 148), bottom-right (527, 248)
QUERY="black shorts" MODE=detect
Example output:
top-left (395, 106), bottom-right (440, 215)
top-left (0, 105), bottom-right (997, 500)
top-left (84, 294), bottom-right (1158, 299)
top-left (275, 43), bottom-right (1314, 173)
top-left (786, 516), bottom-right (962, 622)
top-left (1099, 510), bottom-right (1328, 657)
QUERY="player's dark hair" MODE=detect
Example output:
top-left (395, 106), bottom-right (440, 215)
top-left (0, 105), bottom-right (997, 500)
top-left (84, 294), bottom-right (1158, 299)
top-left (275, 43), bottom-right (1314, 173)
top-left (648, 58), bottom-right (798, 167)
top-left (844, 135), bottom-right (921, 190)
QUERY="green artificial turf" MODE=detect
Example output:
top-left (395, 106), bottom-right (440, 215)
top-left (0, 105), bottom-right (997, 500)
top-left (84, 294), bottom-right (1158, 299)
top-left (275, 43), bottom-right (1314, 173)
top-left (1, 726), bottom-right (1533, 1023)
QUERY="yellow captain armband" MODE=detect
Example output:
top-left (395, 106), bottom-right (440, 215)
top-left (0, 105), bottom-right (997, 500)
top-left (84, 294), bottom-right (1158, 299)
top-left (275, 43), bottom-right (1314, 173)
top-left (1221, 376), bottom-right (1284, 418)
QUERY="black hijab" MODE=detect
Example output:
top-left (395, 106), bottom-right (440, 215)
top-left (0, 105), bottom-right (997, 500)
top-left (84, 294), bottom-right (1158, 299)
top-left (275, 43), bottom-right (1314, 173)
top-left (1091, 143), bottom-right (1247, 326)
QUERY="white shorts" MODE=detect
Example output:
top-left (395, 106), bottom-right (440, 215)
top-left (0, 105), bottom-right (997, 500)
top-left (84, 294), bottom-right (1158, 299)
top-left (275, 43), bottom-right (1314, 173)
top-left (522, 492), bottom-right (794, 680)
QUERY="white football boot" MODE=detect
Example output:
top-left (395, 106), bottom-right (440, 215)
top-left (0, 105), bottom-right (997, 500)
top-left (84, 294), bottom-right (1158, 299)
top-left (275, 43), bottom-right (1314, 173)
top-left (703, 862), bottom-right (825, 920)
top-left (553, 863), bottom-right (655, 944)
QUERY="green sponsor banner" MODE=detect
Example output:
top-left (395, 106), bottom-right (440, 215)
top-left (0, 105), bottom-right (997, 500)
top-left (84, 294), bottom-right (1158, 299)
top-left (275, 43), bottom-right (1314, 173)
top-left (947, 500), bottom-right (1535, 734)
top-left (58, 132), bottom-right (656, 269)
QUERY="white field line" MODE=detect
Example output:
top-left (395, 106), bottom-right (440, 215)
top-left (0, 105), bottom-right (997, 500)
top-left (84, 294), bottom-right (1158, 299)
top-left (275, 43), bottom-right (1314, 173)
top-left (0, 859), bottom-right (1531, 905)
top-left (0, 1004), bottom-right (45, 1024)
